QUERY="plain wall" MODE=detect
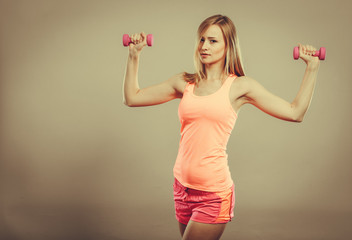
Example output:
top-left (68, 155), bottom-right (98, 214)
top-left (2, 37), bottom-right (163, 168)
top-left (1, 0), bottom-right (351, 239)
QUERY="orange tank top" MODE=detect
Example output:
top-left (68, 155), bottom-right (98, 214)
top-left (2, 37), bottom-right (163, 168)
top-left (173, 74), bottom-right (238, 192)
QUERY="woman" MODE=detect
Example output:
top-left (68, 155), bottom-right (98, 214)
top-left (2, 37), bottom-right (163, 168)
top-left (123, 14), bottom-right (320, 240)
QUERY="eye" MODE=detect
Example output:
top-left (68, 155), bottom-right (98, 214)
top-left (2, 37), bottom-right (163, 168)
top-left (200, 39), bottom-right (217, 43)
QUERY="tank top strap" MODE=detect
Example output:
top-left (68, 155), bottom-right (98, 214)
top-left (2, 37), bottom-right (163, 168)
top-left (221, 74), bottom-right (237, 93)
top-left (185, 81), bottom-right (193, 94)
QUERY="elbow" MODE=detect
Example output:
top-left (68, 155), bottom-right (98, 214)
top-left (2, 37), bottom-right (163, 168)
top-left (293, 112), bottom-right (304, 123)
top-left (123, 99), bottom-right (133, 107)
top-left (288, 116), bottom-right (302, 123)
top-left (291, 104), bottom-right (304, 123)
top-left (123, 91), bottom-right (139, 107)
top-left (295, 117), bottom-right (303, 123)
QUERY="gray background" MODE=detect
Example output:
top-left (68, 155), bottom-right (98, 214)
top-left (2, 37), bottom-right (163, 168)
top-left (1, 0), bottom-right (351, 239)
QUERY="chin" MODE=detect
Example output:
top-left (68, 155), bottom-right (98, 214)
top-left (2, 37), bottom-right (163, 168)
top-left (201, 60), bottom-right (216, 65)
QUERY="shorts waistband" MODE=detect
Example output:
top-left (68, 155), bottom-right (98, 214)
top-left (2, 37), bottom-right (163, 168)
top-left (174, 177), bottom-right (229, 195)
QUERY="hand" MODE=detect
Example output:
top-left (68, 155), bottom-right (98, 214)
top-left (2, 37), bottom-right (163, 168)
top-left (128, 32), bottom-right (147, 56)
top-left (298, 43), bottom-right (320, 67)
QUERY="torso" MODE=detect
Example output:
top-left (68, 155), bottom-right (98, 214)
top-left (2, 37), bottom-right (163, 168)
top-left (174, 75), bottom-right (248, 114)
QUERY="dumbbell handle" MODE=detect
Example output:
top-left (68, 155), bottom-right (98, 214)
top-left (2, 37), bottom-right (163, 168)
top-left (123, 34), bottom-right (153, 47)
top-left (293, 46), bottom-right (326, 60)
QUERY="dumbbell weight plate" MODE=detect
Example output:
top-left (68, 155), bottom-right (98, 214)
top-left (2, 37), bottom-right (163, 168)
top-left (123, 34), bottom-right (130, 46)
top-left (293, 47), bottom-right (300, 60)
top-left (319, 47), bottom-right (326, 60)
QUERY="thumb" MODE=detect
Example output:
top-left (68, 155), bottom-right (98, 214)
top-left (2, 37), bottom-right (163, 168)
top-left (141, 31), bottom-right (146, 41)
top-left (298, 43), bottom-right (303, 54)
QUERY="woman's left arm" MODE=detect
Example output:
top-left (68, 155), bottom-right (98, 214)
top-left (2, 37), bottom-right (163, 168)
top-left (243, 43), bottom-right (321, 122)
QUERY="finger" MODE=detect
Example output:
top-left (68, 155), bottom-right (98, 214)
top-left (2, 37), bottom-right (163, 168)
top-left (308, 45), bottom-right (312, 52)
top-left (306, 45), bottom-right (311, 55)
top-left (300, 43), bottom-right (309, 56)
top-left (133, 33), bottom-right (138, 42)
top-left (140, 31), bottom-right (146, 44)
top-left (311, 46), bottom-right (315, 55)
top-left (304, 45), bottom-right (309, 55)
top-left (303, 44), bottom-right (310, 56)
top-left (138, 32), bottom-right (145, 44)
top-left (298, 43), bottom-right (302, 51)
top-left (299, 43), bottom-right (306, 54)
top-left (310, 45), bottom-right (316, 54)
top-left (141, 31), bottom-right (146, 38)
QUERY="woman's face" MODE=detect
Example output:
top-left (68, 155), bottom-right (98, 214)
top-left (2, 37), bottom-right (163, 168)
top-left (198, 24), bottom-right (226, 66)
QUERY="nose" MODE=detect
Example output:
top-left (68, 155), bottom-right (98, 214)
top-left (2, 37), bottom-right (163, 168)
top-left (201, 40), bottom-right (210, 51)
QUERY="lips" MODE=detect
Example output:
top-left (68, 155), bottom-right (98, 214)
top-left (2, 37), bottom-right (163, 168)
top-left (201, 53), bottom-right (210, 58)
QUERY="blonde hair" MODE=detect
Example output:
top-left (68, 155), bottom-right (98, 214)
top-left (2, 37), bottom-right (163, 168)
top-left (184, 14), bottom-right (246, 84)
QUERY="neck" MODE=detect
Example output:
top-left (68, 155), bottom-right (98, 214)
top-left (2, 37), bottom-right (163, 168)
top-left (203, 59), bottom-right (226, 82)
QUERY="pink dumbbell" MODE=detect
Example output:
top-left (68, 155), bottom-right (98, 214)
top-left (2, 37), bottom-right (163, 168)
top-left (293, 46), bottom-right (326, 60)
top-left (123, 34), bottom-right (153, 47)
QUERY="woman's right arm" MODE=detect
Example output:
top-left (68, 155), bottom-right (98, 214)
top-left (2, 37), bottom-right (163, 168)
top-left (123, 32), bottom-right (183, 107)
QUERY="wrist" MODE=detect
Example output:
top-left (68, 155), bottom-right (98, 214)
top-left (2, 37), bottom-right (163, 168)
top-left (306, 61), bottom-right (320, 71)
top-left (128, 52), bottom-right (140, 60)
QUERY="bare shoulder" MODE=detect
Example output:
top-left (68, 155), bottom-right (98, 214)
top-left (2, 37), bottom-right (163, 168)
top-left (233, 75), bottom-right (260, 94)
top-left (235, 75), bottom-right (256, 86)
top-left (169, 72), bottom-right (188, 98)
top-left (230, 75), bottom-right (253, 96)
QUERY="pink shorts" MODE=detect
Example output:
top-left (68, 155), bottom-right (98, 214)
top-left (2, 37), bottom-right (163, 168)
top-left (173, 177), bottom-right (235, 225)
